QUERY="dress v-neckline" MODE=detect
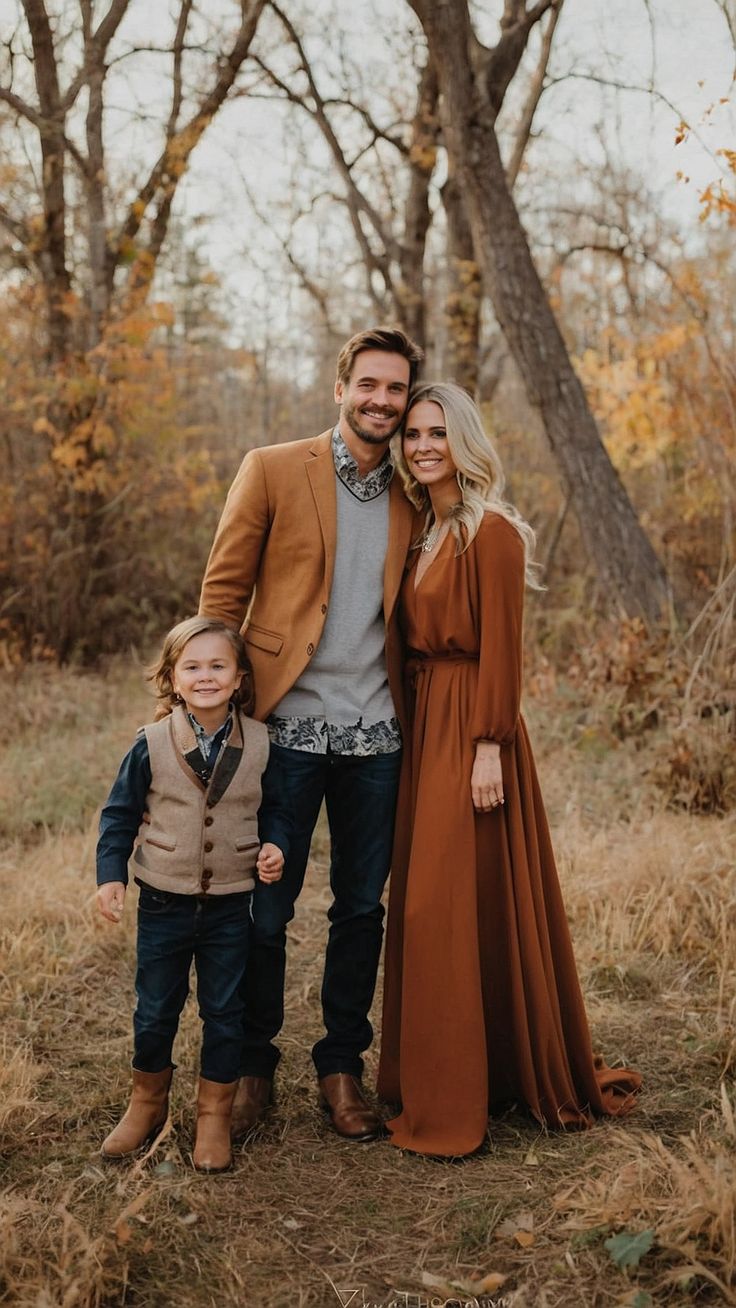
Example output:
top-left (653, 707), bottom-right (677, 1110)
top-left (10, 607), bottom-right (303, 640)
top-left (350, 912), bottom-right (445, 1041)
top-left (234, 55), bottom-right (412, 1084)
top-left (413, 528), bottom-right (452, 593)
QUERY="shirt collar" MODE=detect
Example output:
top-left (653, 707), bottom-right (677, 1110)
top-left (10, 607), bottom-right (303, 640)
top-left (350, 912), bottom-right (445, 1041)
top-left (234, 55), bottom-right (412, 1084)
top-left (331, 426), bottom-right (393, 502)
top-left (187, 709), bottom-right (233, 756)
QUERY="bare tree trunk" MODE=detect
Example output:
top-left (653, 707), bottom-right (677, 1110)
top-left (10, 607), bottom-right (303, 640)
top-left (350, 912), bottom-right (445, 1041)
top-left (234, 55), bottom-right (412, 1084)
top-left (21, 0), bottom-right (72, 361)
top-left (397, 60), bottom-right (439, 348)
top-left (441, 162), bottom-right (481, 393)
top-left (408, 0), bottom-right (670, 622)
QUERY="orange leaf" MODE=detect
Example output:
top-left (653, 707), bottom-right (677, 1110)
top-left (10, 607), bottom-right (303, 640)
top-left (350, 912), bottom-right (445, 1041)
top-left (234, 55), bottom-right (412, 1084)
top-left (477, 1272), bottom-right (507, 1293)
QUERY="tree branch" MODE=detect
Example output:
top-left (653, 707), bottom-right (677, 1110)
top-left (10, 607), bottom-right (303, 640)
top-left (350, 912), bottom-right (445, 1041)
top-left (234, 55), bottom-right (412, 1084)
top-left (265, 1), bottom-right (403, 270)
top-left (506, 0), bottom-right (564, 189)
top-left (61, 0), bottom-right (132, 111)
top-left (166, 0), bottom-right (194, 138)
top-left (545, 71), bottom-right (721, 166)
top-left (117, 0), bottom-right (267, 297)
top-left (0, 199), bottom-right (30, 249)
top-left (0, 83), bottom-right (43, 128)
top-left (485, 0), bottom-right (560, 118)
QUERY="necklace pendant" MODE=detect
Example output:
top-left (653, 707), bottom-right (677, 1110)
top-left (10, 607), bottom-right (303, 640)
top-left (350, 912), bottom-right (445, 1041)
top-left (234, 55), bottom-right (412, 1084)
top-left (422, 523), bottom-right (442, 553)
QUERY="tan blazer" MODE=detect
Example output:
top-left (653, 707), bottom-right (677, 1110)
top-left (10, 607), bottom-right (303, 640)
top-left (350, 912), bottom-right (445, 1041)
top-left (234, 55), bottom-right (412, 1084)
top-left (199, 430), bottom-right (417, 724)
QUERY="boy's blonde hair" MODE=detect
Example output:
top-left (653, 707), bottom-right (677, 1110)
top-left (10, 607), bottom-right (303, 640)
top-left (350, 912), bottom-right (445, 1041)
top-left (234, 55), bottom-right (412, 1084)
top-left (148, 616), bottom-right (255, 720)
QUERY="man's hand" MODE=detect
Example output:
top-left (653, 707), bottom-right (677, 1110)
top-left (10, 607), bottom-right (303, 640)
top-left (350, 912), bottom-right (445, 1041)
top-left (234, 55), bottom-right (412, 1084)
top-left (471, 741), bottom-right (504, 813)
top-left (256, 843), bottom-right (284, 883)
top-left (97, 881), bottom-right (126, 922)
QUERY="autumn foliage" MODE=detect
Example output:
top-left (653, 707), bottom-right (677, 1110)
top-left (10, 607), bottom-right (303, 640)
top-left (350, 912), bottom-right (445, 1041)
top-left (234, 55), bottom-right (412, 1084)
top-left (0, 290), bottom-right (236, 663)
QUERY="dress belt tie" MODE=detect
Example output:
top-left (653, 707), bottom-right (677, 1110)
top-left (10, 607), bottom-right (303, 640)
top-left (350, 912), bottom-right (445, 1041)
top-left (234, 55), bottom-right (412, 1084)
top-left (407, 652), bottom-right (479, 686)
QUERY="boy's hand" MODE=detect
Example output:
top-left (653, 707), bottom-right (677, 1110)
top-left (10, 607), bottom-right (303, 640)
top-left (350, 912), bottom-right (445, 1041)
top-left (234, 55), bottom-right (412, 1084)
top-left (97, 881), bottom-right (126, 922)
top-left (256, 843), bottom-right (284, 883)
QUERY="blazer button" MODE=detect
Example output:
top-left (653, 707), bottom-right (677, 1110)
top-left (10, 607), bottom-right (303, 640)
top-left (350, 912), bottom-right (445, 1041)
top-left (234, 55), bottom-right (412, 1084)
top-left (321, 603), bottom-right (327, 614)
top-left (202, 868), bottom-right (213, 879)
top-left (306, 642), bottom-right (314, 655)
top-left (204, 840), bottom-right (213, 853)
top-left (204, 815), bottom-right (214, 826)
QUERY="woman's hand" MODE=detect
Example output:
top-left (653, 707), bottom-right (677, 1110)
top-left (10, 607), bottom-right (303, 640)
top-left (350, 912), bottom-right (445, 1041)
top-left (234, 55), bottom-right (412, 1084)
top-left (471, 741), bottom-right (504, 813)
top-left (97, 881), bottom-right (126, 922)
top-left (257, 842), bottom-right (285, 883)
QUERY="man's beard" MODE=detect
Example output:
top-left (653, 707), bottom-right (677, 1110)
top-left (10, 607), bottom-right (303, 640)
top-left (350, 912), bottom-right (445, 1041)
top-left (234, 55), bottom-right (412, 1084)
top-left (343, 399), bottom-right (402, 446)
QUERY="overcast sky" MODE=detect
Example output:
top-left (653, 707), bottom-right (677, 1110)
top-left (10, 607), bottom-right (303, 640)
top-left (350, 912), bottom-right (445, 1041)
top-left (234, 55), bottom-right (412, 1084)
top-left (2, 0), bottom-right (734, 340)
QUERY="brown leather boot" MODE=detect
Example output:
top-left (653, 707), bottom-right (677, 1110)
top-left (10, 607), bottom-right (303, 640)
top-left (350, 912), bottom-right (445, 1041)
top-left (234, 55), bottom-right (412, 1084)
top-left (192, 1078), bottom-right (238, 1172)
top-left (318, 1073), bottom-right (383, 1142)
top-left (231, 1075), bottom-right (273, 1140)
top-left (101, 1067), bottom-right (172, 1159)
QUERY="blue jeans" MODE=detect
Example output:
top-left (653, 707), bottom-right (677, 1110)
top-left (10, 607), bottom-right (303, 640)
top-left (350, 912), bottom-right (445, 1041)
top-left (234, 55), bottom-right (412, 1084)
top-left (133, 883), bottom-right (252, 1084)
top-left (241, 745), bottom-right (401, 1080)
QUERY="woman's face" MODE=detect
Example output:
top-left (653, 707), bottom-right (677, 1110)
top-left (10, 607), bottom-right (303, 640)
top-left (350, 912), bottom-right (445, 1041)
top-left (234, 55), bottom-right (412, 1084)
top-left (403, 400), bottom-right (457, 489)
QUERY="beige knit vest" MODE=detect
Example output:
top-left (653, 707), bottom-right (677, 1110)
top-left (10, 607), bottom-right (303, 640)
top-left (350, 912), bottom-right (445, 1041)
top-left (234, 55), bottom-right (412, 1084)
top-left (132, 706), bottom-right (269, 895)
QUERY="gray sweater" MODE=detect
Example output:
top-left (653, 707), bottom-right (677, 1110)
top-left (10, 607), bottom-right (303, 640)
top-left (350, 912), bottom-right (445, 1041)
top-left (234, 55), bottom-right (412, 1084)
top-left (274, 476), bottom-right (395, 728)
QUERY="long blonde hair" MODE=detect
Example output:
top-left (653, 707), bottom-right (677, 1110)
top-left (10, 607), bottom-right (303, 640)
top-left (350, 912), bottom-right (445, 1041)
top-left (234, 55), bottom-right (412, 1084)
top-left (392, 381), bottom-right (542, 589)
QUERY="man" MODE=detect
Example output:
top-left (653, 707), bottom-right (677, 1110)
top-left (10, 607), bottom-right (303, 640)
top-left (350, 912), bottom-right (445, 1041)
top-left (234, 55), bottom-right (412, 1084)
top-left (199, 326), bottom-right (422, 1141)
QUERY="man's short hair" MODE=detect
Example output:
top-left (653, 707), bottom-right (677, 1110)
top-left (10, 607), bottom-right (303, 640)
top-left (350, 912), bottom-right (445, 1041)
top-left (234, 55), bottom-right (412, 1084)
top-left (336, 326), bottom-right (423, 389)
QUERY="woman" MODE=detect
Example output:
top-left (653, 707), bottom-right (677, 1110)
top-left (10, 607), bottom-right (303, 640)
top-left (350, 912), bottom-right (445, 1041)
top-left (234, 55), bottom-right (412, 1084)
top-left (377, 382), bottom-right (641, 1157)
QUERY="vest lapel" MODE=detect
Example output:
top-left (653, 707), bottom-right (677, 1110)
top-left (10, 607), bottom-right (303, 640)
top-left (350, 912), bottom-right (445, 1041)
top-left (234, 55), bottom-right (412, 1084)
top-left (169, 706), bottom-right (207, 793)
top-left (305, 431), bottom-right (337, 599)
top-left (207, 711), bottom-right (244, 808)
top-left (383, 475), bottom-right (415, 622)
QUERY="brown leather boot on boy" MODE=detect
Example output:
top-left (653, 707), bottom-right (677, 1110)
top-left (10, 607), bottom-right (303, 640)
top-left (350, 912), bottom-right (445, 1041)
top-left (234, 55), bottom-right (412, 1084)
top-left (101, 1067), bottom-right (172, 1159)
top-left (231, 1075), bottom-right (273, 1140)
top-left (192, 1078), bottom-right (238, 1172)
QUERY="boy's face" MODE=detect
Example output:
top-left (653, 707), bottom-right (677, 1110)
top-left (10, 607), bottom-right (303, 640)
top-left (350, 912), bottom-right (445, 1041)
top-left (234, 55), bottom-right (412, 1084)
top-left (172, 632), bottom-right (242, 725)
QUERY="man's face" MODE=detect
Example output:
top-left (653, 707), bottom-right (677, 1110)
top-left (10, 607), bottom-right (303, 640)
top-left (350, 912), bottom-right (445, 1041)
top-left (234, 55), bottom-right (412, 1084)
top-left (335, 349), bottom-right (411, 450)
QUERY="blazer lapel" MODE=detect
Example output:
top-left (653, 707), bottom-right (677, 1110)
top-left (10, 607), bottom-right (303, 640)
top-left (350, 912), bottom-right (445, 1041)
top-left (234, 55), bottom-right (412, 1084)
top-left (384, 475), bottom-right (416, 622)
top-left (305, 430), bottom-right (337, 598)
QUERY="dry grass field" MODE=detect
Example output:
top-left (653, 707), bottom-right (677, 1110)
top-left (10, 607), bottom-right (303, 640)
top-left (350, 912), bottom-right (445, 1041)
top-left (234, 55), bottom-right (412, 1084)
top-left (1, 658), bottom-right (734, 1308)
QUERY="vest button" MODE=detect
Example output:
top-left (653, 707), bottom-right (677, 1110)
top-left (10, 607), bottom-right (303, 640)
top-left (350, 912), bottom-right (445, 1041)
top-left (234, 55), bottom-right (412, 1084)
top-left (204, 840), bottom-right (213, 853)
top-left (202, 868), bottom-right (213, 879)
top-left (306, 642), bottom-right (314, 655)
top-left (204, 815), bottom-right (214, 826)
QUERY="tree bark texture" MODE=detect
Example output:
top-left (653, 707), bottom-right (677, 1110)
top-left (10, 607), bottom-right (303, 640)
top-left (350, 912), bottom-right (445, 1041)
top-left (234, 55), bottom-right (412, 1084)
top-left (441, 163), bottom-right (481, 394)
top-left (409, 0), bottom-right (670, 622)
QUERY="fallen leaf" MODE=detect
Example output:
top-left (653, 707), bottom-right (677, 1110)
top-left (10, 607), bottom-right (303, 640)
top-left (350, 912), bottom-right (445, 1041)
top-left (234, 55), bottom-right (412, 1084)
top-left (476, 1272), bottom-right (507, 1294)
top-left (177, 1212), bottom-right (198, 1226)
top-left (115, 1219), bottom-right (132, 1246)
top-left (514, 1230), bottom-right (535, 1248)
top-left (604, 1229), bottom-right (655, 1271)
top-left (282, 1217), bottom-right (301, 1231)
top-left (523, 1149), bottom-right (540, 1166)
top-left (498, 1209), bottom-right (535, 1238)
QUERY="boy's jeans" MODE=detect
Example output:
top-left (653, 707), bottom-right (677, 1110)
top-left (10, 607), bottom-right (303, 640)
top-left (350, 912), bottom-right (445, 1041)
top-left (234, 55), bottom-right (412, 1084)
top-left (133, 883), bottom-right (252, 1084)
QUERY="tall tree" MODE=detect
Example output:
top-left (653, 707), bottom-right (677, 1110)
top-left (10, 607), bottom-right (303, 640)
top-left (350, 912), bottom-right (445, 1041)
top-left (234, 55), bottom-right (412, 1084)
top-left (0, 0), bottom-right (267, 659)
top-left (0, 0), bottom-right (266, 359)
top-left (407, 0), bottom-right (671, 623)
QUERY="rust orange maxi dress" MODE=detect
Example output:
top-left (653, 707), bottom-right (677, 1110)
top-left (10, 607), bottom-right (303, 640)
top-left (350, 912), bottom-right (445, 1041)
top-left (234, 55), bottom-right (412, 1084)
top-left (377, 512), bottom-right (641, 1157)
